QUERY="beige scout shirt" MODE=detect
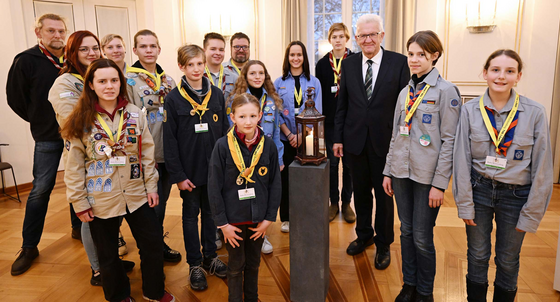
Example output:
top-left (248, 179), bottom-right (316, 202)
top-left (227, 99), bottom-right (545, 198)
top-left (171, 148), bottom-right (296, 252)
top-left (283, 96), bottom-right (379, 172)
top-left (65, 103), bottom-right (159, 219)
top-left (126, 67), bottom-right (175, 163)
top-left (383, 68), bottom-right (461, 190)
top-left (48, 73), bottom-right (84, 127)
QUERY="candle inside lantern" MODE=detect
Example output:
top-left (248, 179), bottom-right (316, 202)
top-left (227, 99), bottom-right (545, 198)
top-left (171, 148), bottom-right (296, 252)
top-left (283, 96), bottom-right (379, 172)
top-left (306, 130), bottom-right (314, 156)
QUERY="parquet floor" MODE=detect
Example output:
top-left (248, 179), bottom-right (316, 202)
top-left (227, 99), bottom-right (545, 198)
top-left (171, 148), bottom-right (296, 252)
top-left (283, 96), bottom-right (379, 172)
top-left (1, 171), bottom-right (560, 301)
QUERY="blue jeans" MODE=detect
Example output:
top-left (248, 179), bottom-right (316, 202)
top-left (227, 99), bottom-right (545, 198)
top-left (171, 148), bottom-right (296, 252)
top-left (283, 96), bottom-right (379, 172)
top-left (180, 185), bottom-right (217, 266)
top-left (22, 140), bottom-right (64, 248)
top-left (392, 177), bottom-right (440, 295)
top-left (154, 163), bottom-right (172, 231)
top-left (466, 170), bottom-right (529, 291)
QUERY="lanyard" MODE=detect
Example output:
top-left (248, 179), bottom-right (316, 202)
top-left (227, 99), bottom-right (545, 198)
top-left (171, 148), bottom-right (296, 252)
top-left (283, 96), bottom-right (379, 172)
top-left (71, 73), bottom-right (84, 82)
top-left (227, 127), bottom-right (265, 185)
top-left (404, 84), bottom-right (431, 125)
top-left (205, 65), bottom-right (224, 89)
top-left (178, 81), bottom-right (212, 121)
top-left (332, 57), bottom-right (343, 84)
top-left (259, 94), bottom-right (267, 111)
top-left (231, 61), bottom-right (241, 75)
top-left (126, 66), bottom-right (165, 91)
top-left (294, 86), bottom-right (303, 107)
top-left (95, 109), bottom-right (125, 144)
top-left (480, 93), bottom-right (519, 154)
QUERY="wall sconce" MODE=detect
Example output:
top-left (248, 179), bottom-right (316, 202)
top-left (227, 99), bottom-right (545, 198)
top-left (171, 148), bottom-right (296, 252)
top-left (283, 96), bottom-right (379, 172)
top-left (317, 40), bottom-right (332, 58)
top-left (466, 0), bottom-right (497, 33)
top-left (210, 14), bottom-right (232, 40)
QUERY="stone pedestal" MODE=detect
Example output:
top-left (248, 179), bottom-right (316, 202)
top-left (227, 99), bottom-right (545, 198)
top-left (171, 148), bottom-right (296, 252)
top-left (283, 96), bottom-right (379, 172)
top-left (289, 161), bottom-right (329, 302)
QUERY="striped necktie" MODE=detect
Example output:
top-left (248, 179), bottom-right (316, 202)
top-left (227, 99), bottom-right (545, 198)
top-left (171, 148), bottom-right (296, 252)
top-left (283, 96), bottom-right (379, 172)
top-left (365, 60), bottom-right (373, 100)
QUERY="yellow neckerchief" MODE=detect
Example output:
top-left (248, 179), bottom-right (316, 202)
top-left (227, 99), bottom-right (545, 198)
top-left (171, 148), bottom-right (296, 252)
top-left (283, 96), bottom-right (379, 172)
top-left (227, 127), bottom-right (265, 184)
top-left (480, 93), bottom-right (520, 154)
top-left (230, 60), bottom-right (241, 75)
top-left (71, 73), bottom-right (84, 82)
top-left (178, 81), bottom-right (212, 121)
top-left (404, 84), bottom-right (431, 125)
top-left (205, 65), bottom-right (224, 88)
top-left (96, 109), bottom-right (125, 144)
top-left (294, 86), bottom-right (303, 107)
top-left (333, 56), bottom-right (343, 84)
top-left (126, 66), bottom-right (165, 91)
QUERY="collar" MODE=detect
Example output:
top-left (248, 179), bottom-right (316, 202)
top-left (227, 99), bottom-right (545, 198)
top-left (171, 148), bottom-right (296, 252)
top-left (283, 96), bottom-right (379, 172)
top-left (481, 88), bottom-right (524, 113)
top-left (362, 47), bottom-right (383, 66)
top-left (409, 67), bottom-right (440, 87)
top-left (95, 96), bottom-right (128, 120)
top-left (131, 60), bottom-right (164, 74)
top-left (181, 76), bottom-right (211, 98)
top-left (235, 126), bottom-right (261, 151)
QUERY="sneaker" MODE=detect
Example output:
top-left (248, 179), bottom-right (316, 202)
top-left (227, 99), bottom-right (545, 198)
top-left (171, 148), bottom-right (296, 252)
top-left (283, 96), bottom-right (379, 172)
top-left (71, 227), bottom-right (82, 241)
top-left (163, 232), bottom-right (182, 263)
top-left (11, 247), bottom-right (39, 276)
top-left (261, 236), bottom-right (273, 254)
top-left (122, 259), bottom-right (135, 273)
top-left (189, 265), bottom-right (208, 291)
top-left (203, 255), bottom-right (227, 278)
top-left (143, 291), bottom-right (175, 302)
top-left (90, 269), bottom-right (102, 286)
top-left (281, 221), bottom-right (290, 233)
top-left (215, 230), bottom-right (223, 250)
top-left (118, 232), bottom-right (128, 256)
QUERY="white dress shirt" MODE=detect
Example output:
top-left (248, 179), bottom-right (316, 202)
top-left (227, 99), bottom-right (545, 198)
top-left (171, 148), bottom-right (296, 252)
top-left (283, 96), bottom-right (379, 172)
top-left (362, 48), bottom-right (383, 96)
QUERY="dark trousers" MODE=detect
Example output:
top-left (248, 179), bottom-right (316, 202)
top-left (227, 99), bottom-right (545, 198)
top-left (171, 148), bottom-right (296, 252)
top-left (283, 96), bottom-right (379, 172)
top-left (22, 140), bottom-right (64, 248)
top-left (280, 140), bottom-right (297, 222)
top-left (180, 185), bottom-right (217, 266)
top-left (89, 203), bottom-right (164, 302)
top-left (325, 126), bottom-right (352, 205)
top-left (347, 137), bottom-right (394, 248)
top-left (154, 163), bottom-right (172, 231)
top-left (226, 224), bottom-right (264, 302)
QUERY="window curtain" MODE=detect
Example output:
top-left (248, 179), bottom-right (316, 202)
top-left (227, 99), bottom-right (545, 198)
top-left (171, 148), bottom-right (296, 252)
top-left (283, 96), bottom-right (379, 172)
top-left (282, 0), bottom-right (307, 48)
top-left (384, 0), bottom-right (416, 55)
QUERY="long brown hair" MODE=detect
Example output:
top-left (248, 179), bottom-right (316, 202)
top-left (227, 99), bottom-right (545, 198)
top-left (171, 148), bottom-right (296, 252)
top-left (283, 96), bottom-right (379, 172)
top-left (229, 60), bottom-right (282, 109)
top-left (61, 59), bottom-right (129, 140)
top-left (60, 30), bottom-right (101, 77)
top-left (281, 41), bottom-right (311, 81)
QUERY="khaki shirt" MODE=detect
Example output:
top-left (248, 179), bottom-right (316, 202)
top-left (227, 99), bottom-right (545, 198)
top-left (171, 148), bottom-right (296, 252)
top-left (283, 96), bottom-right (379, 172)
top-left (65, 103), bottom-right (159, 219)
top-left (126, 67), bottom-right (175, 163)
top-left (383, 68), bottom-right (461, 189)
top-left (48, 73), bottom-right (83, 127)
top-left (452, 89), bottom-right (553, 232)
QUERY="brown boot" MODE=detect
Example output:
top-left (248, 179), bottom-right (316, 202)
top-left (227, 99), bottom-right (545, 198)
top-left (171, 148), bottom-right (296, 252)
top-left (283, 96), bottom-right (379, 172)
top-left (342, 203), bottom-right (356, 223)
top-left (328, 204), bottom-right (339, 221)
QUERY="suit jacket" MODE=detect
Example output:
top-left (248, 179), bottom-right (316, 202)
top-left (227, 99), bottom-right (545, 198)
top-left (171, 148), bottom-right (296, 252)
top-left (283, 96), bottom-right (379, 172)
top-left (334, 48), bottom-right (410, 156)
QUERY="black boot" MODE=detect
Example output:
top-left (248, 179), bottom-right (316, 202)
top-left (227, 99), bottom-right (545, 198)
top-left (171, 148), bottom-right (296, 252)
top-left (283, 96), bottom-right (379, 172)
top-left (493, 284), bottom-right (517, 302)
top-left (466, 276), bottom-right (488, 302)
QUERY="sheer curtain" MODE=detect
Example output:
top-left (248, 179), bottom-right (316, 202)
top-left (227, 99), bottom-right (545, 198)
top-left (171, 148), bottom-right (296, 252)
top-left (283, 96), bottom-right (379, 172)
top-left (383, 0), bottom-right (416, 54)
top-left (282, 0), bottom-right (308, 48)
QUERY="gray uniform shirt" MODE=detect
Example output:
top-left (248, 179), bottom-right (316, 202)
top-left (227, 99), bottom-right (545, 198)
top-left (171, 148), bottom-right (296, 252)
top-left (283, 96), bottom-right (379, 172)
top-left (452, 89), bottom-right (553, 233)
top-left (383, 68), bottom-right (461, 190)
top-left (222, 59), bottom-right (241, 103)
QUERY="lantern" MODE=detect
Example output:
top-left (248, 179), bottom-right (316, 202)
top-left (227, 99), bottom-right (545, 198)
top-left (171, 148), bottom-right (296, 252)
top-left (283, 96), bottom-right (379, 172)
top-left (294, 87), bottom-right (327, 165)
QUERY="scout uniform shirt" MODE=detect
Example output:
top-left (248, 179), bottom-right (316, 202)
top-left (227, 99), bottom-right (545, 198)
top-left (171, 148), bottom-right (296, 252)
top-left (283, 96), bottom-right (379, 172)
top-left (65, 102), bottom-right (159, 219)
top-left (204, 64), bottom-right (234, 93)
top-left (49, 73), bottom-right (85, 127)
top-left (383, 67), bottom-right (461, 190)
top-left (222, 59), bottom-right (242, 101)
top-left (126, 61), bottom-right (176, 163)
top-left (452, 89), bottom-right (553, 233)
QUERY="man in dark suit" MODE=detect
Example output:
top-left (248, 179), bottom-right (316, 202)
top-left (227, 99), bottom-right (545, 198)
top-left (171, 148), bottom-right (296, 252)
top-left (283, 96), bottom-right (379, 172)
top-left (333, 14), bottom-right (410, 270)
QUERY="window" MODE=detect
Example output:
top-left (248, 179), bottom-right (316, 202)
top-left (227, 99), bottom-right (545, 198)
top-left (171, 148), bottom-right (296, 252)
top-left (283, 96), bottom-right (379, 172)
top-left (310, 0), bottom-right (383, 65)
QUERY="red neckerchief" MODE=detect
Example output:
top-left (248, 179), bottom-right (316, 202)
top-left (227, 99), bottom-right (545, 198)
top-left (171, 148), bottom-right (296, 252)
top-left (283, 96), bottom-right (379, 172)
top-left (235, 127), bottom-right (261, 151)
top-left (329, 48), bottom-right (350, 97)
top-left (95, 96), bottom-right (129, 120)
top-left (38, 42), bottom-right (65, 70)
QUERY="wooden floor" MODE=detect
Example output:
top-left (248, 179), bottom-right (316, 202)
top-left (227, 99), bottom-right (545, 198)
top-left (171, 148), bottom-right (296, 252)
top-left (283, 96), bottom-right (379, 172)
top-left (1, 171), bottom-right (560, 301)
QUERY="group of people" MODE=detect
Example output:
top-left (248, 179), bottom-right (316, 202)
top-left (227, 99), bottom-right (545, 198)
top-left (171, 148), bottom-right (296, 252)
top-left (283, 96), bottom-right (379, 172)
top-left (6, 11), bottom-right (552, 302)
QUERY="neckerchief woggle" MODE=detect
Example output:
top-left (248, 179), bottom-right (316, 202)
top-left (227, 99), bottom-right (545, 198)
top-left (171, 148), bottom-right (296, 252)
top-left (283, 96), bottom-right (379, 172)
top-left (205, 65), bottom-right (224, 89)
top-left (404, 84), bottom-right (431, 130)
top-left (227, 127), bottom-right (265, 185)
top-left (480, 93), bottom-right (519, 156)
top-left (178, 81), bottom-right (212, 121)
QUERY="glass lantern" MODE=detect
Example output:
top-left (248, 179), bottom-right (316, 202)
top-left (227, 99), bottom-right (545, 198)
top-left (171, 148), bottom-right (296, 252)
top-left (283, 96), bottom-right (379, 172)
top-left (294, 87), bottom-right (327, 165)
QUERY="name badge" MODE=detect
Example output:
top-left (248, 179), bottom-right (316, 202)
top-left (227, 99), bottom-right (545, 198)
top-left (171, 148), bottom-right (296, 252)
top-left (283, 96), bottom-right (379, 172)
top-left (399, 126), bottom-right (409, 136)
top-left (109, 156), bottom-right (126, 166)
top-left (195, 123), bottom-right (209, 133)
top-left (238, 188), bottom-right (256, 200)
top-left (331, 86), bottom-right (338, 93)
top-left (130, 112), bottom-right (139, 118)
top-left (294, 108), bottom-right (300, 115)
top-left (485, 156), bottom-right (507, 169)
top-left (159, 107), bottom-right (164, 114)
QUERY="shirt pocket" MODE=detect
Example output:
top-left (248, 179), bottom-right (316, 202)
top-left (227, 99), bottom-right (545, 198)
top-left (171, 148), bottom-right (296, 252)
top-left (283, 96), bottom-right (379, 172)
top-left (416, 103), bottom-right (439, 131)
top-left (509, 134), bottom-right (534, 164)
top-left (470, 132), bottom-right (491, 159)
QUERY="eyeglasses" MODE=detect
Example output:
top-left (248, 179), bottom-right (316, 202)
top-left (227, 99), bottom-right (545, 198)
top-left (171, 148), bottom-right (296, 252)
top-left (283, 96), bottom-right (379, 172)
top-left (356, 32), bottom-right (381, 41)
top-left (78, 46), bottom-right (101, 53)
top-left (233, 45), bottom-right (249, 51)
